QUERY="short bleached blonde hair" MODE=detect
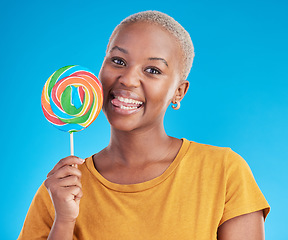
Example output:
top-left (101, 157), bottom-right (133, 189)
top-left (107, 10), bottom-right (195, 81)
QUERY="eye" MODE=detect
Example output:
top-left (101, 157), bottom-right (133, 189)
top-left (111, 57), bottom-right (126, 66)
top-left (145, 67), bottom-right (161, 74)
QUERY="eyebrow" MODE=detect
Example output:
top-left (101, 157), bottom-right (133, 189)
top-left (109, 46), bottom-right (128, 54)
top-left (109, 46), bottom-right (168, 67)
top-left (148, 57), bottom-right (168, 67)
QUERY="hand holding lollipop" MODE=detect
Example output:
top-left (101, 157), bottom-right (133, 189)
top-left (41, 65), bottom-right (103, 155)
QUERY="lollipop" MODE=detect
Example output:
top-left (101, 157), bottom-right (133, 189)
top-left (41, 65), bottom-right (103, 155)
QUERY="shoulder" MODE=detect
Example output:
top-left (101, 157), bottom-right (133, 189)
top-left (32, 182), bottom-right (52, 204)
top-left (18, 183), bottom-right (54, 239)
top-left (183, 138), bottom-right (234, 164)
top-left (181, 139), bottom-right (252, 180)
top-left (184, 138), bottom-right (244, 160)
top-left (31, 182), bottom-right (54, 216)
top-left (183, 139), bottom-right (270, 224)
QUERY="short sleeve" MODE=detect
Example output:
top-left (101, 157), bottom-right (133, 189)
top-left (18, 183), bottom-right (54, 240)
top-left (219, 149), bottom-right (270, 225)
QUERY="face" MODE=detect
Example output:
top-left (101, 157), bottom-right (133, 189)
top-left (99, 22), bottom-right (186, 132)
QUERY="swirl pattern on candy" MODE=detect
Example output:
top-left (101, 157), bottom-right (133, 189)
top-left (41, 65), bottom-right (103, 133)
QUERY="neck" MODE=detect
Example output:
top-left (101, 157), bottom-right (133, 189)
top-left (106, 125), bottom-right (174, 166)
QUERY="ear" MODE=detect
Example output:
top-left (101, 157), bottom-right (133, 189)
top-left (172, 80), bottom-right (189, 104)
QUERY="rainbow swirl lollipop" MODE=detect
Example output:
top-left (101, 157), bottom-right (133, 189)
top-left (41, 65), bottom-right (103, 154)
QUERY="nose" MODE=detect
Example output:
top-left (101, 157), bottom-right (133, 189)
top-left (118, 66), bottom-right (141, 88)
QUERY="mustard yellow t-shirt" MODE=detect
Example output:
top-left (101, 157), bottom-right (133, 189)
top-left (18, 139), bottom-right (270, 240)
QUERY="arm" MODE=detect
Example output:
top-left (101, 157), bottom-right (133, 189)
top-left (47, 219), bottom-right (76, 240)
top-left (217, 210), bottom-right (265, 240)
top-left (44, 156), bottom-right (85, 240)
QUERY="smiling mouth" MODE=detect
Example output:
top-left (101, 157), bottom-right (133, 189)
top-left (110, 95), bottom-right (144, 111)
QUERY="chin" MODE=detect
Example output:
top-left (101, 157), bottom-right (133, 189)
top-left (103, 110), bottom-right (137, 132)
top-left (109, 118), bottom-right (142, 133)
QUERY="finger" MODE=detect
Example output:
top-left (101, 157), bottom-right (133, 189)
top-left (71, 186), bottom-right (83, 200)
top-left (45, 175), bottom-right (82, 199)
top-left (48, 156), bottom-right (84, 177)
top-left (59, 175), bottom-right (82, 189)
top-left (51, 185), bottom-right (82, 203)
top-left (52, 165), bottom-right (82, 180)
top-left (44, 166), bottom-right (82, 193)
top-left (61, 186), bottom-right (83, 202)
top-left (47, 156), bottom-right (85, 177)
top-left (74, 190), bottom-right (83, 204)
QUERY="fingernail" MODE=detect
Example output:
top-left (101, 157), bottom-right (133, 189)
top-left (79, 158), bottom-right (85, 163)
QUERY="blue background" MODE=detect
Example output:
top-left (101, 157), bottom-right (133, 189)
top-left (0, 0), bottom-right (287, 239)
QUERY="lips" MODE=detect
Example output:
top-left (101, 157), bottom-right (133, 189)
top-left (110, 89), bottom-right (144, 112)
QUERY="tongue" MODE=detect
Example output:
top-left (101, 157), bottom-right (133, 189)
top-left (111, 98), bottom-right (141, 108)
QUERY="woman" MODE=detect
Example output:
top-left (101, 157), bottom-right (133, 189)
top-left (19, 11), bottom-right (269, 240)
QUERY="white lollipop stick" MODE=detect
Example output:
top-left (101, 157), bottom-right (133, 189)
top-left (70, 132), bottom-right (74, 156)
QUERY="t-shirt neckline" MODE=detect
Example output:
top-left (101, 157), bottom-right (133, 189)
top-left (85, 138), bottom-right (190, 193)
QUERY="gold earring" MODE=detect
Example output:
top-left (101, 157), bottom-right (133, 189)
top-left (172, 101), bottom-right (180, 110)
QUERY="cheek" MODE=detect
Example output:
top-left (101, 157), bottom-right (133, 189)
top-left (99, 66), bottom-right (114, 98)
top-left (99, 65), bottom-right (111, 87)
top-left (146, 80), bottom-right (175, 109)
top-left (98, 67), bottom-right (113, 116)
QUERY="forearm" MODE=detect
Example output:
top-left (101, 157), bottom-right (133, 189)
top-left (47, 218), bottom-right (76, 240)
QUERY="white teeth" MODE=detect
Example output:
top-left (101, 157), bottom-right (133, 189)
top-left (120, 105), bottom-right (138, 110)
top-left (117, 96), bottom-right (143, 105)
